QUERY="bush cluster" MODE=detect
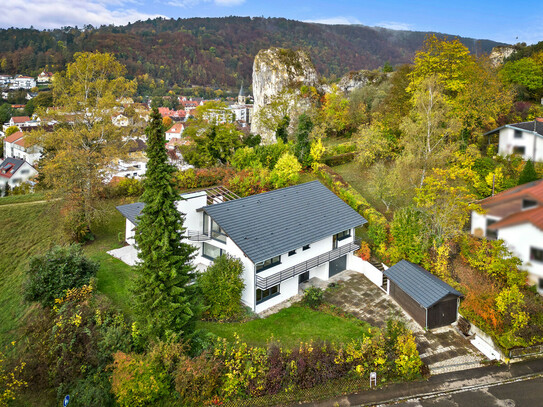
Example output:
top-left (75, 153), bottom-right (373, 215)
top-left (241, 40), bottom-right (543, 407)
top-left (323, 152), bottom-right (356, 167)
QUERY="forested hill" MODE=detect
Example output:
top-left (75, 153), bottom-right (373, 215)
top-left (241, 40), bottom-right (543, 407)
top-left (0, 17), bottom-right (505, 88)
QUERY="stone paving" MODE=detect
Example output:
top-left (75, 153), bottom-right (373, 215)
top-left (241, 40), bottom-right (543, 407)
top-left (317, 270), bottom-right (487, 374)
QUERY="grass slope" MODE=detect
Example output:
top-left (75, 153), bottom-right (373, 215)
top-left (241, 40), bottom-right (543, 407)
top-left (199, 305), bottom-right (370, 349)
top-left (0, 201), bottom-right (65, 343)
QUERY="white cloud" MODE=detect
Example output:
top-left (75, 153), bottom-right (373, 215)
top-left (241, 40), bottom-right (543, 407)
top-left (304, 16), bottom-right (362, 25)
top-left (166, 0), bottom-right (245, 7)
top-left (0, 0), bottom-right (162, 29)
top-left (375, 21), bottom-right (412, 31)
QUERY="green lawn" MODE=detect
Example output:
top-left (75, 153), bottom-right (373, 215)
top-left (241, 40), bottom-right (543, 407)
top-left (0, 201), bottom-right (66, 342)
top-left (199, 305), bottom-right (371, 348)
top-left (0, 192), bottom-right (46, 206)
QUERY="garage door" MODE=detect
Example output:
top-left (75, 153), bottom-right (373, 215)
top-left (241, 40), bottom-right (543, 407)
top-left (329, 255), bottom-right (347, 278)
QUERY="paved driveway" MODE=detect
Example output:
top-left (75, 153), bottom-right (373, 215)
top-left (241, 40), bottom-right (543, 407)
top-left (318, 270), bottom-right (486, 374)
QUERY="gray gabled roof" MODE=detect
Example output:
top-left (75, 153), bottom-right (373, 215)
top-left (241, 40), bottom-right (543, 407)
top-left (384, 260), bottom-right (463, 308)
top-left (116, 202), bottom-right (145, 225)
top-left (484, 120), bottom-right (543, 137)
top-left (203, 181), bottom-right (367, 264)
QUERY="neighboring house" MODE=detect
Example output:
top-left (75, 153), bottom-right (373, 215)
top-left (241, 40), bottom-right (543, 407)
top-left (10, 76), bottom-right (36, 90)
top-left (485, 118), bottom-right (543, 161)
top-left (0, 157), bottom-right (38, 191)
top-left (158, 107), bottom-right (186, 122)
top-left (229, 103), bottom-right (253, 124)
top-left (109, 138), bottom-right (148, 179)
top-left (116, 181), bottom-right (367, 312)
top-left (0, 75), bottom-right (11, 87)
top-left (165, 122), bottom-right (185, 141)
top-left (7, 116), bottom-right (31, 128)
top-left (471, 179), bottom-right (543, 292)
top-left (384, 260), bottom-right (463, 329)
top-left (111, 114), bottom-right (129, 127)
top-left (3, 131), bottom-right (43, 165)
top-left (37, 71), bottom-right (53, 83)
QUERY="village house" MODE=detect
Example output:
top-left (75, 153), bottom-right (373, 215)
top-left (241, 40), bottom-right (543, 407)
top-left (111, 114), bottom-right (129, 127)
top-left (0, 157), bottom-right (38, 192)
top-left (471, 179), bottom-right (543, 292)
top-left (10, 75), bottom-right (36, 90)
top-left (115, 181), bottom-right (366, 312)
top-left (109, 138), bottom-right (148, 180)
top-left (165, 122), bottom-right (185, 141)
top-left (37, 71), bottom-right (53, 84)
top-left (485, 118), bottom-right (543, 162)
top-left (3, 131), bottom-right (43, 166)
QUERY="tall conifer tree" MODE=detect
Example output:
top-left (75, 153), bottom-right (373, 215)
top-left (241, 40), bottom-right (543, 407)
top-left (133, 108), bottom-right (199, 341)
top-left (518, 159), bottom-right (539, 185)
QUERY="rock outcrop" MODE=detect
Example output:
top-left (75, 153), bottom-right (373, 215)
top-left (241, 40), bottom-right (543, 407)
top-left (489, 45), bottom-right (516, 67)
top-left (251, 48), bottom-right (318, 142)
top-left (330, 69), bottom-right (388, 94)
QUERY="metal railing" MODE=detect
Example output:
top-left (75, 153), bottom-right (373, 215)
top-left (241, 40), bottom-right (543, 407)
top-left (187, 230), bottom-right (211, 241)
top-left (256, 240), bottom-right (361, 290)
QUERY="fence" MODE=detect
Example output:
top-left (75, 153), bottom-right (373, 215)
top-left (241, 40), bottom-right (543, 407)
top-left (509, 344), bottom-right (543, 359)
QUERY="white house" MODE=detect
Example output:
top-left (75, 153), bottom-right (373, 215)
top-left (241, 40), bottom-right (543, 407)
top-left (116, 181), bottom-right (367, 312)
top-left (37, 71), bottom-right (53, 84)
top-left (111, 114), bottom-right (129, 127)
top-left (3, 131), bottom-right (43, 166)
top-left (471, 179), bottom-right (543, 292)
top-left (10, 76), bottom-right (36, 90)
top-left (485, 119), bottom-right (543, 162)
top-left (0, 75), bottom-right (11, 87)
top-left (165, 122), bottom-right (185, 141)
top-left (0, 157), bottom-right (38, 191)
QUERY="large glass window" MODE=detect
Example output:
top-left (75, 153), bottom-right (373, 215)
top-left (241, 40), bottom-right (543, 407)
top-left (211, 220), bottom-right (227, 243)
top-left (531, 247), bottom-right (543, 263)
top-left (256, 284), bottom-right (280, 304)
top-left (202, 242), bottom-right (224, 260)
top-left (203, 213), bottom-right (210, 236)
top-left (256, 256), bottom-right (281, 273)
top-left (333, 229), bottom-right (351, 249)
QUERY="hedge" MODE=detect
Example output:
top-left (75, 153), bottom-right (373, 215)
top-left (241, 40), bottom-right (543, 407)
top-left (322, 152), bottom-right (356, 167)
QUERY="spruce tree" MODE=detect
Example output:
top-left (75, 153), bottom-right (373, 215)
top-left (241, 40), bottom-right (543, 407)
top-left (133, 108), bottom-right (199, 341)
top-left (518, 159), bottom-right (539, 185)
top-left (294, 114), bottom-right (313, 167)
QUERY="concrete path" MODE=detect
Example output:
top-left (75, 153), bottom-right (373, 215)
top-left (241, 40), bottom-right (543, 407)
top-left (107, 245), bottom-right (139, 266)
top-left (321, 271), bottom-right (485, 375)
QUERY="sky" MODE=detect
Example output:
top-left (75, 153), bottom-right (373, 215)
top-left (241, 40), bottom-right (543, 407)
top-left (2, 0), bottom-right (543, 45)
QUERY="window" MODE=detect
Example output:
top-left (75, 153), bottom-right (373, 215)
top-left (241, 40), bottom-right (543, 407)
top-left (202, 242), bottom-right (224, 260)
top-left (514, 129), bottom-right (523, 138)
top-left (203, 213), bottom-right (210, 236)
top-left (530, 247), bottom-right (543, 263)
top-left (303, 244), bottom-right (310, 251)
top-left (486, 219), bottom-right (498, 240)
top-left (513, 146), bottom-right (526, 155)
top-left (256, 284), bottom-right (280, 304)
top-left (288, 249), bottom-right (297, 256)
top-left (256, 255), bottom-right (281, 273)
top-left (20, 170), bottom-right (29, 174)
top-left (523, 199), bottom-right (538, 210)
top-left (334, 229), bottom-right (351, 241)
top-left (211, 220), bottom-right (227, 243)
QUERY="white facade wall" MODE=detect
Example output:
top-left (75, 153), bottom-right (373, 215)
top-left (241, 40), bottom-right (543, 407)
top-left (349, 255), bottom-right (384, 288)
top-left (498, 127), bottom-right (543, 162)
top-left (470, 211), bottom-right (501, 238)
top-left (498, 223), bottom-right (543, 291)
top-left (0, 162), bottom-right (37, 190)
top-left (126, 220), bottom-right (136, 245)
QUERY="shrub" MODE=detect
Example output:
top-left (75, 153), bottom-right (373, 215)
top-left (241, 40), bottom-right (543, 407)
top-left (269, 152), bottom-right (301, 189)
top-left (198, 254), bottom-right (245, 321)
top-left (110, 352), bottom-right (169, 407)
top-left (302, 287), bottom-right (324, 309)
top-left (355, 241), bottom-right (371, 261)
top-left (174, 353), bottom-right (223, 406)
top-left (254, 140), bottom-right (290, 170)
top-left (230, 146), bottom-right (263, 170)
top-left (24, 244), bottom-right (99, 307)
top-left (113, 177), bottom-right (144, 197)
top-left (0, 347), bottom-right (27, 406)
top-left (323, 152), bottom-right (355, 167)
top-left (225, 168), bottom-right (271, 197)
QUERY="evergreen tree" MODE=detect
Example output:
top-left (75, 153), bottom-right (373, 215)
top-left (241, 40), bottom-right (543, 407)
top-left (133, 108), bottom-right (199, 341)
top-left (518, 159), bottom-right (539, 185)
top-left (294, 114), bottom-right (313, 167)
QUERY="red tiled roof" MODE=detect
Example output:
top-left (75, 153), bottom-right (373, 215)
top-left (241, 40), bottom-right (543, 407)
top-left (11, 116), bottom-right (30, 123)
top-left (489, 206), bottom-right (543, 231)
top-left (166, 123), bottom-right (184, 133)
top-left (14, 138), bottom-right (28, 148)
top-left (480, 179), bottom-right (543, 209)
top-left (4, 131), bottom-right (24, 143)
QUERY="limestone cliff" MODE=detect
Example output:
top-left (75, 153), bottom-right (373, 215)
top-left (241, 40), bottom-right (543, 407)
top-left (322, 69), bottom-right (388, 94)
top-left (489, 45), bottom-right (516, 67)
top-left (251, 48), bottom-right (318, 142)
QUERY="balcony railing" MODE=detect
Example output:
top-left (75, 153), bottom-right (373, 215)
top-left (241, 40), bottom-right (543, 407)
top-left (256, 240), bottom-right (361, 290)
top-left (187, 230), bottom-right (211, 241)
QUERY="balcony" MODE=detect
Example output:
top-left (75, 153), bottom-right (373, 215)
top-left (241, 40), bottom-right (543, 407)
top-left (256, 240), bottom-right (361, 290)
top-left (187, 230), bottom-right (211, 241)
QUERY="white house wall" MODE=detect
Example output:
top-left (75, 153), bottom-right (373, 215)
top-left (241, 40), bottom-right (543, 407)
top-left (126, 220), bottom-right (136, 245)
top-left (498, 223), bottom-right (543, 291)
top-left (498, 127), bottom-right (543, 162)
top-left (470, 211), bottom-right (501, 238)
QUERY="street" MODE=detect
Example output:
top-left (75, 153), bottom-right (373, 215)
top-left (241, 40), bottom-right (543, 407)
top-left (391, 376), bottom-right (542, 406)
